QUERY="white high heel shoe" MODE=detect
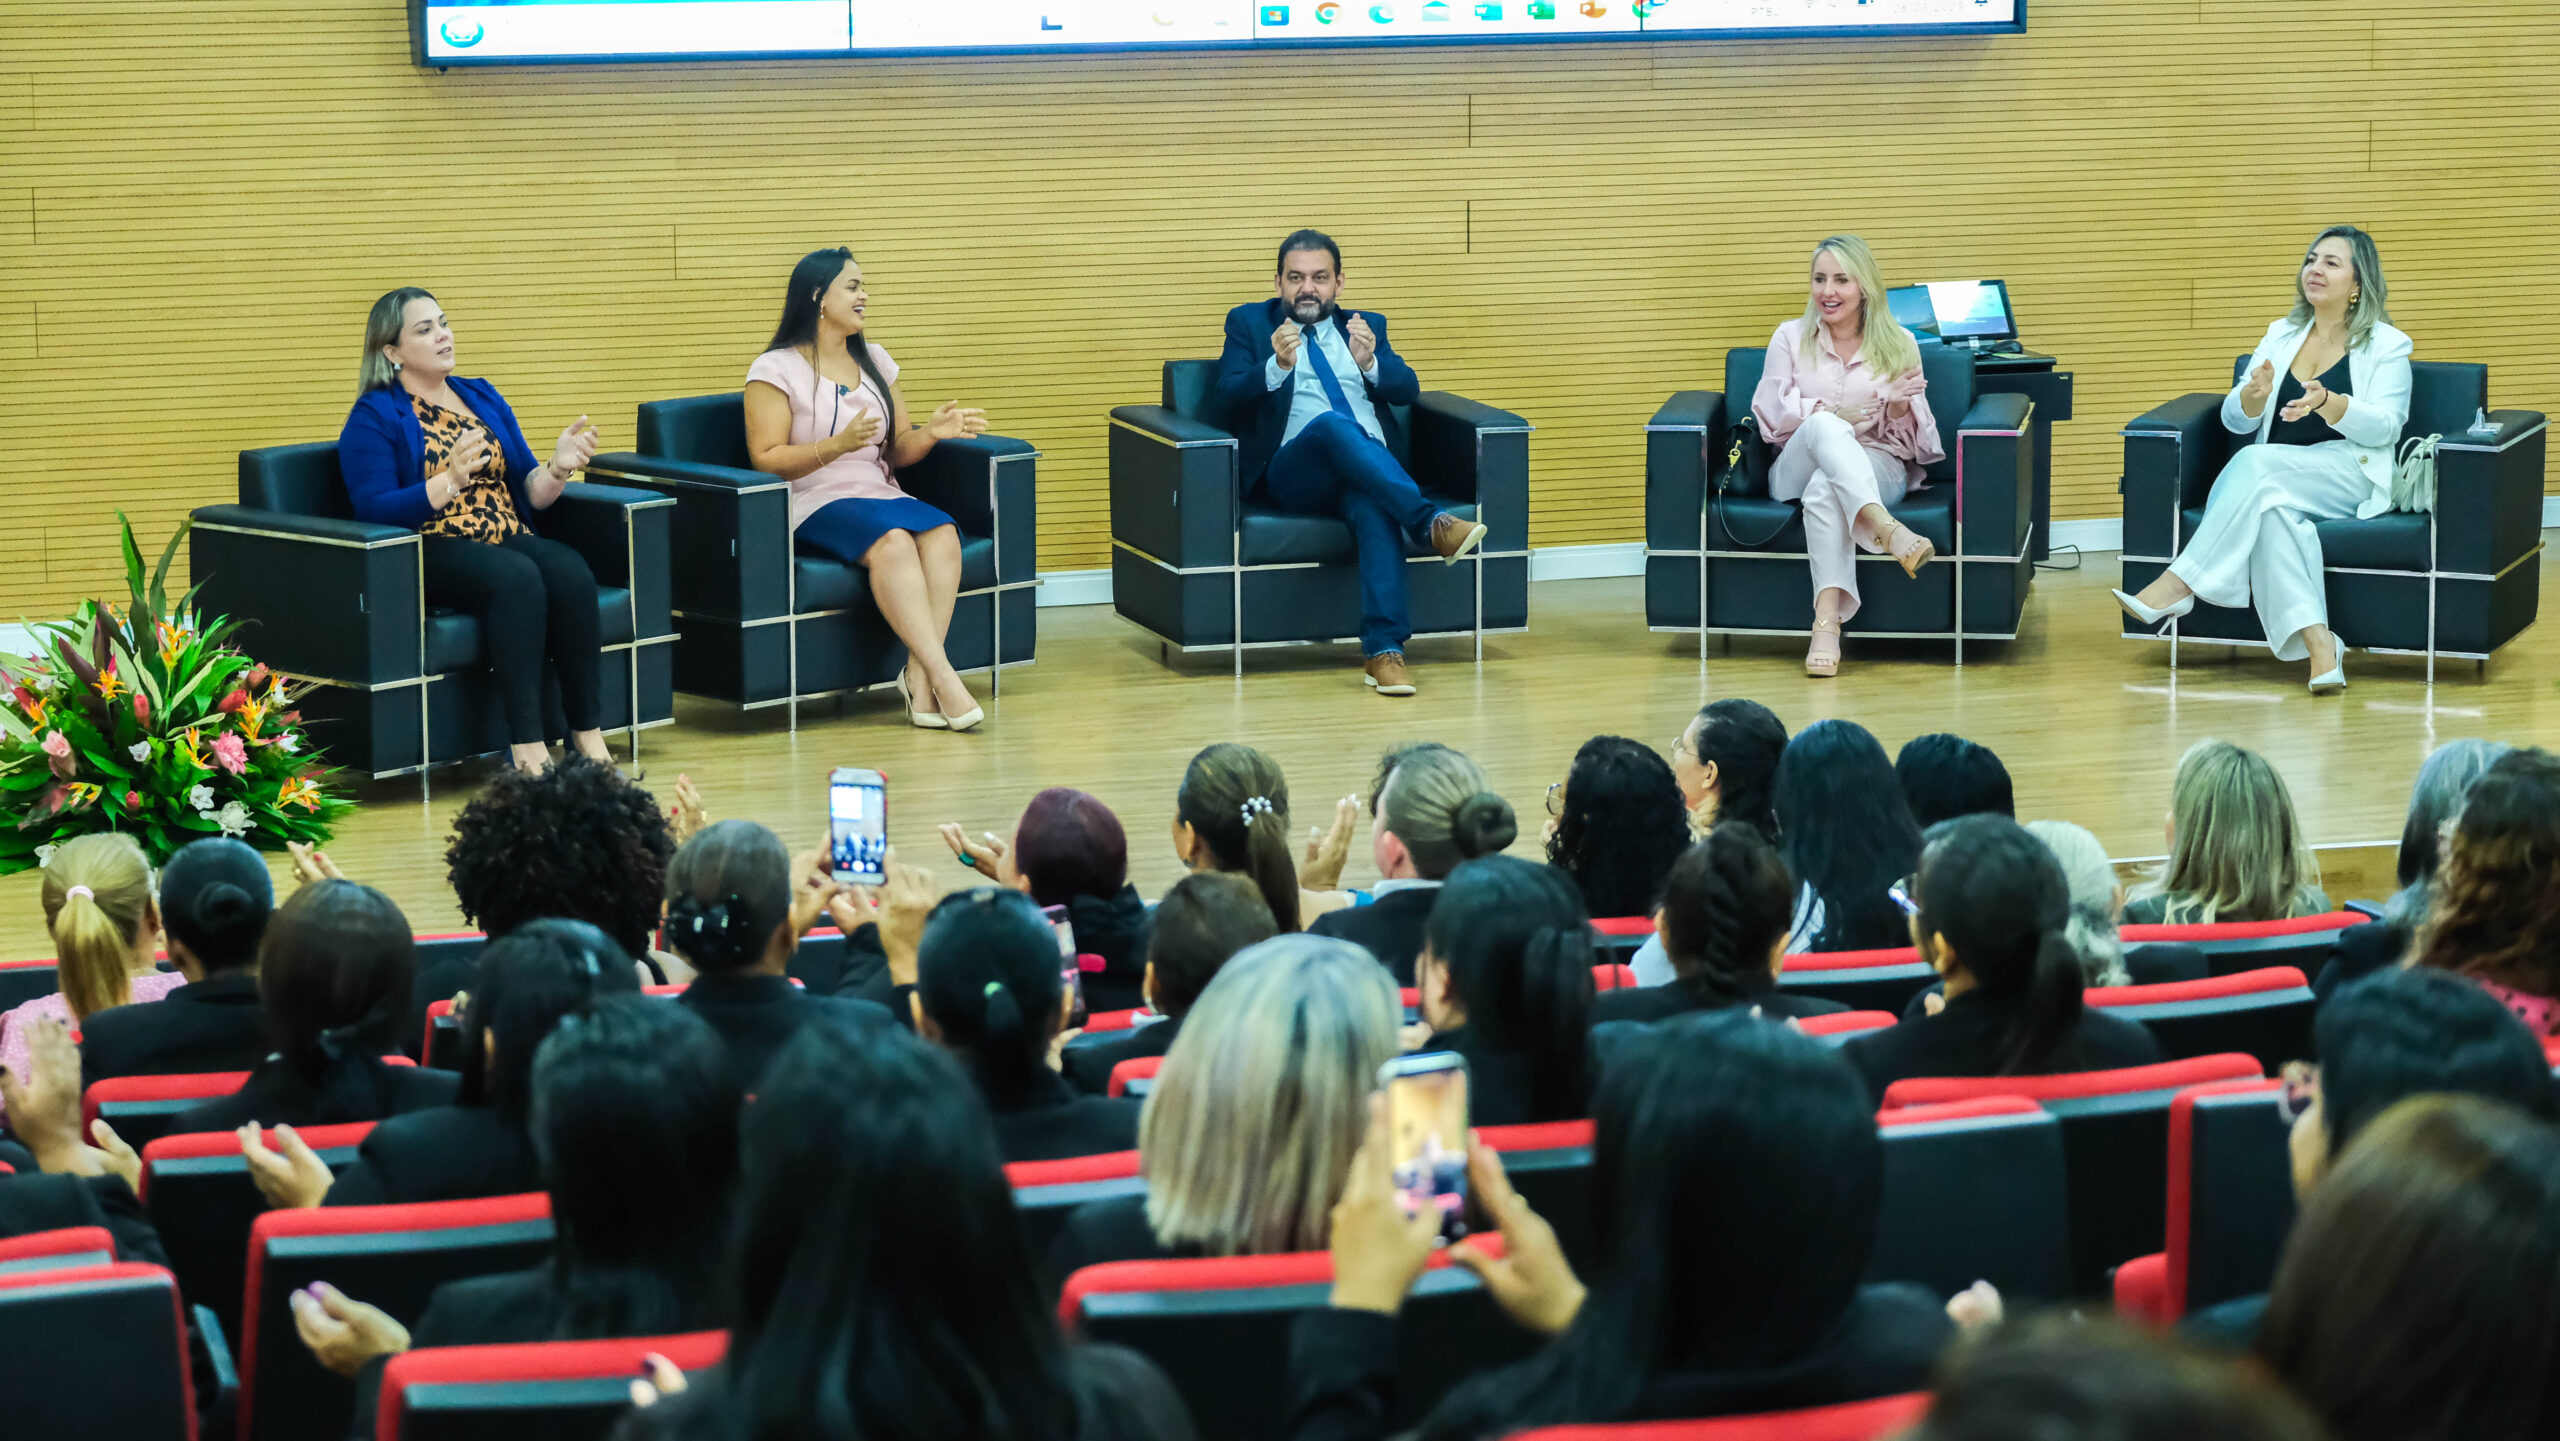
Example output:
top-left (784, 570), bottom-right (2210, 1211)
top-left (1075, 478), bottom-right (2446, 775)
top-left (2111, 588), bottom-right (2196, 626)
top-left (2308, 666), bottom-right (2347, 696)
top-left (894, 669), bottom-right (948, 729)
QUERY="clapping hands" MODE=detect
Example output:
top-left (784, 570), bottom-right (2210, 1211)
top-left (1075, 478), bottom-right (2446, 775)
top-left (2281, 379), bottom-right (2335, 424)
top-left (551, 416), bottom-right (600, 475)
top-left (1345, 314), bottom-right (1378, 369)
top-left (2241, 358), bottom-right (2278, 413)
top-left (1880, 367), bottom-right (1926, 407)
top-left (924, 401), bottom-right (988, 441)
top-left (1300, 795), bottom-right (1360, 893)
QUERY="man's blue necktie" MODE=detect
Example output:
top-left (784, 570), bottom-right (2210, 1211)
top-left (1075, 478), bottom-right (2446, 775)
top-left (1304, 318), bottom-right (1360, 422)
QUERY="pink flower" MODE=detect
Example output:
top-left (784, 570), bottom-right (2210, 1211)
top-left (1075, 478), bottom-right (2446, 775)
top-left (123, 790), bottom-right (141, 811)
top-left (134, 694), bottom-right (151, 728)
top-left (217, 689), bottom-right (249, 715)
top-left (212, 732), bottom-right (248, 776)
top-left (40, 730), bottom-right (70, 760)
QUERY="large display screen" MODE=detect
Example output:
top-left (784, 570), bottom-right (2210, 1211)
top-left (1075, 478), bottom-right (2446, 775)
top-left (415, 0), bottom-right (2021, 64)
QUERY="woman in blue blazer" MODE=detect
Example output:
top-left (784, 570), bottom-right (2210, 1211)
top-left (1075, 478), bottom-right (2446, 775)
top-left (340, 288), bottom-right (610, 772)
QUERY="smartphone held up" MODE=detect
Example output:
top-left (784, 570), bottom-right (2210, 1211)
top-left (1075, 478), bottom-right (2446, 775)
top-left (829, 767), bottom-right (887, 887)
top-left (1381, 1051), bottom-right (1470, 1245)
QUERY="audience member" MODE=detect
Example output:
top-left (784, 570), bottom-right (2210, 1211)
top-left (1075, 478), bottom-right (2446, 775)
top-left (2257, 1094), bottom-right (2560, 1441)
top-left (2026, 819), bottom-right (2208, 987)
top-left (1544, 735), bottom-right (1691, 921)
top-left (2320, 737), bottom-right (2507, 997)
top-left (1843, 816), bottom-right (2162, 1102)
top-left (942, 787), bottom-right (1152, 1013)
top-left (1064, 872), bottom-right (1276, 1095)
top-left (914, 887), bottom-right (1140, 1161)
top-left (1909, 1315), bottom-right (2332, 1441)
top-left (1773, 718), bottom-right (1924, 952)
top-left (615, 1018), bottom-right (1195, 1441)
top-left (1601, 826), bottom-right (1847, 1023)
top-left (1048, 935), bottom-right (1400, 1282)
top-left (1897, 733), bottom-right (2016, 829)
top-left (1175, 742), bottom-right (1341, 932)
top-left (2413, 746), bottom-right (2560, 1032)
top-left (665, 820), bottom-right (895, 1091)
top-left (2126, 740), bottom-right (2329, 925)
top-left (0, 1015), bottom-right (158, 1263)
top-left (1311, 744), bottom-right (1515, 982)
top-left (1301, 1013), bottom-right (1949, 1437)
top-left (1415, 855), bottom-right (1595, 1125)
top-left (294, 993), bottom-right (739, 1435)
top-left (168, 880), bottom-right (457, 1134)
top-left (2, 835), bottom-right (179, 1120)
top-left (1669, 699), bottom-right (1788, 842)
top-left (80, 837), bottom-right (275, 1082)
top-left (238, 919), bottom-right (640, 1210)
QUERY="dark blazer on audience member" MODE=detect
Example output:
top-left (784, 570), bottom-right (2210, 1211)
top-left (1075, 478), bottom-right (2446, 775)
top-left (1591, 979), bottom-right (1849, 1027)
top-left (990, 1070), bottom-right (1143, 1163)
top-left (322, 1104), bottom-right (540, 1208)
top-left (1424, 1025), bottom-right (1566, 1128)
top-left (0, 1171), bottom-right (170, 1273)
top-left (2315, 917), bottom-right (2408, 1000)
top-left (165, 1055), bottom-right (460, 1136)
top-left (677, 972), bottom-right (896, 1093)
top-left (1840, 989), bottom-right (2165, 1104)
top-left (1285, 1282), bottom-right (1951, 1441)
top-left (79, 973), bottom-right (270, 1081)
top-left (1063, 1016), bottom-right (1182, 1097)
top-left (1045, 1191), bottom-right (1194, 1293)
top-left (1308, 887), bottom-right (1438, 985)
top-left (1213, 299), bottom-right (1421, 487)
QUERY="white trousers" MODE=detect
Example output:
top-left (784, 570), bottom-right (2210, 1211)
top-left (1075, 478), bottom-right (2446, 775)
top-left (2167, 441), bottom-right (2369, 661)
top-left (1769, 409), bottom-right (1910, 620)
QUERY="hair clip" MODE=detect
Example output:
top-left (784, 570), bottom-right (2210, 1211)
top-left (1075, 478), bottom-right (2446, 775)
top-left (1238, 795), bottom-right (1276, 826)
top-left (983, 980), bottom-right (1006, 999)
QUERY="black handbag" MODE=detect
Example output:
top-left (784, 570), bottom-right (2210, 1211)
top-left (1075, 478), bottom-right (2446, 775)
top-left (1712, 416), bottom-right (1792, 548)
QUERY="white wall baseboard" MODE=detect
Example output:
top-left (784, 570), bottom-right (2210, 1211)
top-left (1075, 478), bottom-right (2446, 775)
top-left (1527, 541), bottom-right (1647, 582)
top-left (1034, 570), bottom-right (1113, 608)
top-left (2046, 518), bottom-right (2123, 555)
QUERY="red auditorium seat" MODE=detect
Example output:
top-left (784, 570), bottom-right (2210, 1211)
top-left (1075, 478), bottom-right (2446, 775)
top-left (83, 1071), bottom-right (252, 1149)
top-left (2113, 1079), bottom-right (2292, 1326)
top-left (1883, 1054), bottom-right (2265, 1296)
top-left (1109, 1055), bottom-right (1165, 1099)
top-left (0, 1225), bottom-right (118, 1275)
top-left (2120, 911), bottom-right (2367, 977)
top-left (376, 1329), bottom-right (728, 1441)
top-left (1008, 1150), bottom-right (1145, 1258)
top-left (1590, 916), bottom-right (1654, 967)
top-left (2084, 967), bottom-right (2315, 1071)
top-left (1798, 1010), bottom-right (1897, 1042)
top-left (1059, 1237), bottom-right (1527, 1441)
top-left (0, 1262), bottom-right (199, 1441)
top-left (1480, 1120), bottom-right (1599, 1268)
top-left (141, 1121), bottom-right (377, 1344)
top-left (1081, 1006), bottom-right (1153, 1034)
top-left (242, 1194), bottom-right (556, 1441)
top-left (1591, 963), bottom-right (1636, 992)
top-left (1509, 1392), bottom-right (1930, 1439)
top-left (1874, 1097), bottom-right (2071, 1303)
top-left (1777, 947), bottom-right (1939, 1014)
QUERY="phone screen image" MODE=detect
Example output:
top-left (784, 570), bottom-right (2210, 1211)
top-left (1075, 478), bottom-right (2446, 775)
top-left (1045, 904), bottom-right (1086, 1030)
top-left (1387, 1058), bottom-right (1470, 1242)
top-left (829, 771), bottom-right (887, 886)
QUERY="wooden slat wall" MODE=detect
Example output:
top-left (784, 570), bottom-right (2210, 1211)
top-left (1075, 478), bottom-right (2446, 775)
top-left (3, 0), bottom-right (2554, 615)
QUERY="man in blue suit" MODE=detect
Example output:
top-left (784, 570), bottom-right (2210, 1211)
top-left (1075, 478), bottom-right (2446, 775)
top-left (1214, 229), bottom-right (1486, 697)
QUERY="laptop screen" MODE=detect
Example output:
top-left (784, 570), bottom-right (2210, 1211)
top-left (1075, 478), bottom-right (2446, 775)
top-left (1886, 280), bottom-right (2017, 341)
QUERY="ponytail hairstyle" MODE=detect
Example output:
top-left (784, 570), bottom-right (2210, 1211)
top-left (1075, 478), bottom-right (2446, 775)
top-left (1915, 816), bottom-right (2084, 1074)
top-left (766, 246), bottom-right (897, 442)
top-left (1654, 825), bottom-right (1797, 1007)
top-left (40, 833), bottom-right (156, 1022)
top-left (255, 880), bottom-right (417, 1121)
top-left (2024, 819), bottom-right (2130, 988)
top-left (156, 837), bottom-right (273, 977)
top-left (1379, 745), bottom-right (1517, 880)
top-left (1546, 736), bottom-right (1692, 920)
top-left (663, 820), bottom-right (794, 975)
top-left (1176, 742), bottom-right (1301, 933)
top-left (1685, 699), bottom-right (1787, 842)
top-left (913, 888), bottom-right (1064, 1110)
top-left (1424, 855), bottom-right (1597, 1122)
top-left (455, 919), bottom-right (641, 1121)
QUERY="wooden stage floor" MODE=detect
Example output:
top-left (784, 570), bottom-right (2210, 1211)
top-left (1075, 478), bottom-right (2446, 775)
top-left (6, 555), bottom-right (2555, 961)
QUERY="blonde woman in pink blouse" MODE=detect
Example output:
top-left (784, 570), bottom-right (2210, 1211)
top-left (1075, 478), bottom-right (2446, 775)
top-left (1750, 235), bottom-right (1945, 677)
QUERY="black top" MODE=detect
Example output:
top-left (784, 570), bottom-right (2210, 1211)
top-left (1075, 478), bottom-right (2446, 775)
top-left (2125, 943), bottom-right (2209, 985)
top-left (1063, 1016), bottom-right (1182, 1097)
top-left (2179, 1292), bottom-right (2269, 1354)
top-left (1841, 989), bottom-right (2166, 1104)
top-left (614, 1340), bottom-right (1195, 1441)
top-left (989, 1069), bottom-right (1143, 1163)
top-left (2316, 917), bottom-right (2409, 1000)
top-left (1286, 1283), bottom-right (1951, 1441)
top-left (1427, 1025), bottom-right (1575, 1128)
top-left (0, 1171), bottom-right (170, 1273)
top-left (1069, 884), bottom-right (1152, 1015)
top-left (165, 1054), bottom-right (461, 1135)
top-left (407, 955), bottom-right (478, 1060)
top-left (676, 972), bottom-right (897, 1094)
top-left (1046, 1192), bottom-right (1197, 1293)
top-left (323, 1103), bottom-right (540, 1208)
top-left (1308, 887), bottom-right (1439, 985)
top-left (79, 973), bottom-right (271, 1082)
top-left (1591, 979), bottom-right (1849, 1027)
top-left (2266, 352), bottom-right (2354, 447)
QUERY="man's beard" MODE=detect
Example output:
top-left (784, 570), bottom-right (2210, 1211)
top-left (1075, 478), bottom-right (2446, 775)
top-left (1289, 294), bottom-right (1337, 324)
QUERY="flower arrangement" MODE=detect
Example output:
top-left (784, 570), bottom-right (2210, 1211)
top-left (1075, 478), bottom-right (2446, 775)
top-left (0, 515), bottom-right (351, 875)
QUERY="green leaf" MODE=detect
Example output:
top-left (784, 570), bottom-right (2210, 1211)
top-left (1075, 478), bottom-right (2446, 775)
top-left (149, 518), bottom-right (189, 623)
top-left (118, 512), bottom-right (148, 612)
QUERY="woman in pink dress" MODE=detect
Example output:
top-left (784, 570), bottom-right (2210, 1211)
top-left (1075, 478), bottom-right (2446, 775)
top-left (745, 247), bottom-right (992, 732)
top-left (1750, 234), bottom-right (1945, 678)
top-left (0, 834), bottom-right (181, 1120)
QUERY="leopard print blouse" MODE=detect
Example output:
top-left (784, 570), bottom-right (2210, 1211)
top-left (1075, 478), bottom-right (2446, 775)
top-left (415, 394), bottom-right (528, 542)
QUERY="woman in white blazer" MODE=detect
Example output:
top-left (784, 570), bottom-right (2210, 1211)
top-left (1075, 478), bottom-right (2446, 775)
top-left (2114, 225), bottom-right (2412, 694)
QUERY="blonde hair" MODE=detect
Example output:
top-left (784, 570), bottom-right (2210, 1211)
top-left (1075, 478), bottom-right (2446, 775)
top-left (41, 833), bottom-right (156, 1021)
top-left (1139, 935), bottom-right (1401, 1256)
top-left (357, 286), bottom-right (438, 395)
top-left (1798, 234), bottom-right (1920, 379)
top-left (2134, 740), bottom-right (2323, 924)
top-left (2286, 225), bottom-right (2393, 354)
top-left (2025, 820), bottom-right (2129, 988)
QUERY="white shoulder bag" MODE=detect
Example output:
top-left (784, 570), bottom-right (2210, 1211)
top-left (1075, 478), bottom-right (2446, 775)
top-left (2389, 433), bottom-right (2441, 514)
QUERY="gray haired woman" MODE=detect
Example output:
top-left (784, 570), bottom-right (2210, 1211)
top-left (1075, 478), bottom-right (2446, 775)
top-left (2318, 738), bottom-right (2511, 996)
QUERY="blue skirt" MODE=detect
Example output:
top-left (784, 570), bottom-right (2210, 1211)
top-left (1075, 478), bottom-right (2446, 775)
top-left (796, 495), bottom-right (958, 567)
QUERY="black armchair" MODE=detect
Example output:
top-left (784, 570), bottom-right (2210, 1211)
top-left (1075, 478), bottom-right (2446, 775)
top-left (1643, 340), bottom-right (2038, 662)
top-left (189, 445), bottom-right (675, 780)
top-left (585, 394), bottom-right (1038, 724)
top-left (1107, 360), bottom-right (1530, 671)
top-left (2118, 359), bottom-right (2543, 682)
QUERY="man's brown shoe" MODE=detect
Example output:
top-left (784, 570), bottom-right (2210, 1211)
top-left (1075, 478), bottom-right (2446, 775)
top-left (1364, 652), bottom-right (1417, 696)
top-left (1430, 512), bottom-right (1488, 564)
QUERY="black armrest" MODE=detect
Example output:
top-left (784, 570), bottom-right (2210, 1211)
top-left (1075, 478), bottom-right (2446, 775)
top-left (1647, 390), bottom-right (1722, 431)
top-left (1956, 394), bottom-right (2035, 557)
top-left (2343, 899), bottom-right (2385, 920)
top-left (1409, 391), bottom-right (1532, 552)
top-left (582, 458), bottom-right (793, 623)
top-left (2119, 393), bottom-right (2231, 558)
top-left (187, 506), bottom-right (424, 686)
top-left (1646, 391), bottom-right (1724, 549)
top-left (193, 1303), bottom-right (238, 1441)
top-left (1109, 405), bottom-right (1237, 447)
top-left (1959, 392), bottom-right (2032, 433)
top-left (1110, 405), bottom-right (1239, 571)
top-left (896, 434), bottom-right (1039, 575)
top-left (583, 451), bottom-right (776, 492)
top-left (535, 484), bottom-right (675, 637)
top-left (188, 505), bottom-right (413, 548)
top-left (2435, 408), bottom-right (2548, 577)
